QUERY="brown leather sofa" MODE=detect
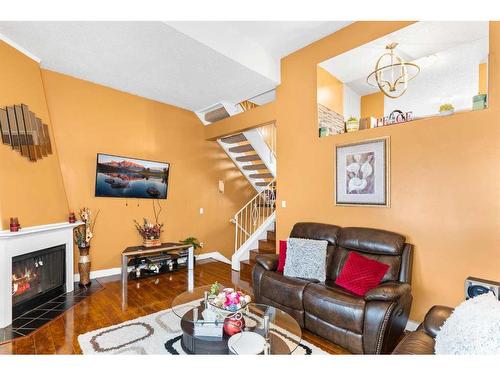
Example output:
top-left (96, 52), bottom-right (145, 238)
top-left (253, 222), bottom-right (413, 354)
top-left (392, 305), bottom-right (453, 354)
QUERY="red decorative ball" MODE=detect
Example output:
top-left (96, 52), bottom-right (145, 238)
top-left (223, 315), bottom-right (246, 336)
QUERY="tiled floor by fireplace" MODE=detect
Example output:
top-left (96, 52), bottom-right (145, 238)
top-left (0, 281), bottom-right (103, 343)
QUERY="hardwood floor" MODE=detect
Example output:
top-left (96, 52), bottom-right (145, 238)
top-left (0, 260), bottom-right (349, 355)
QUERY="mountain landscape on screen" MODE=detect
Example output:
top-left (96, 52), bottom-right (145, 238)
top-left (95, 154), bottom-right (169, 199)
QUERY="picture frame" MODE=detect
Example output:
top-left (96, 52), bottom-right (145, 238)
top-left (334, 136), bottom-right (390, 207)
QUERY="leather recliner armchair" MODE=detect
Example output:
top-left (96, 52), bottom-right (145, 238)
top-left (392, 305), bottom-right (454, 354)
top-left (253, 222), bottom-right (414, 354)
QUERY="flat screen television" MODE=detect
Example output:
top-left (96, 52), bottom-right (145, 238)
top-left (95, 153), bottom-right (169, 199)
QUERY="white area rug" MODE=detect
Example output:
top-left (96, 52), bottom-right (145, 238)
top-left (78, 303), bottom-right (327, 355)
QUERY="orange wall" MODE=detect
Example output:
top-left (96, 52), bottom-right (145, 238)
top-left (0, 41), bottom-right (69, 229)
top-left (479, 62), bottom-right (488, 94)
top-left (41, 70), bottom-right (254, 271)
top-left (276, 21), bottom-right (500, 321)
top-left (317, 66), bottom-right (344, 114)
top-left (361, 92), bottom-right (384, 119)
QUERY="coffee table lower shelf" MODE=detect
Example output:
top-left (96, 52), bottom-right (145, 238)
top-left (180, 315), bottom-right (292, 355)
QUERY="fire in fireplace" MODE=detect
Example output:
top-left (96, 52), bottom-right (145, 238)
top-left (12, 245), bottom-right (66, 318)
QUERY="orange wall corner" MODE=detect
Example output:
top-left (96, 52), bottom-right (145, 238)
top-left (360, 92), bottom-right (384, 119)
top-left (317, 66), bottom-right (344, 115)
top-left (0, 41), bottom-right (69, 229)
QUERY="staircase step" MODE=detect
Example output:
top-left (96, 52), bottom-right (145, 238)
top-left (242, 163), bottom-right (267, 171)
top-left (236, 154), bottom-right (261, 162)
top-left (259, 239), bottom-right (276, 252)
top-left (249, 249), bottom-right (260, 261)
top-left (267, 230), bottom-right (276, 241)
top-left (205, 107), bottom-right (230, 123)
top-left (240, 260), bottom-right (255, 282)
top-left (220, 133), bottom-right (246, 144)
top-left (229, 144), bottom-right (254, 153)
top-left (249, 173), bottom-right (274, 179)
top-left (255, 181), bottom-right (272, 186)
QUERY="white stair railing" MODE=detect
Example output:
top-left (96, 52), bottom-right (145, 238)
top-left (256, 122), bottom-right (276, 158)
top-left (231, 180), bottom-right (276, 253)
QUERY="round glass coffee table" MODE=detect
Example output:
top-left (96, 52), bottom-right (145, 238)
top-left (171, 285), bottom-right (302, 355)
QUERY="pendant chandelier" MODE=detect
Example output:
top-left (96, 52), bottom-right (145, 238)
top-left (367, 42), bottom-right (420, 99)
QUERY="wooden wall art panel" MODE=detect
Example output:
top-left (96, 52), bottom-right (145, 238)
top-left (0, 104), bottom-right (52, 161)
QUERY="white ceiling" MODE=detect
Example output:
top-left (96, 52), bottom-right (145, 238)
top-left (166, 21), bottom-right (352, 83)
top-left (320, 21), bottom-right (489, 96)
top-left (0, 21), bottom-right (351, 111)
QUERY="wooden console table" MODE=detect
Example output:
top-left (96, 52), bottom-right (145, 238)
top-left (121, 242), bottom-right (194, 306)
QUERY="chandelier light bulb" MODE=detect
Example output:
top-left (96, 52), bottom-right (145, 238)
top-left (367, 42), bottom-right (420, 99)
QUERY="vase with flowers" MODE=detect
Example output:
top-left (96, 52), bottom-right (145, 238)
top-left (73, 207), bottom-right (99, 287)
top-left (134, 219), bottom-right (164, 247)
top-left (207, 282), bottom-right (252, 336)
top-left (134, 200), bottom-right (164, 247)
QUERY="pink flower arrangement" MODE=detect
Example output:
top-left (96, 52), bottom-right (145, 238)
top-left (211, 287), bottom-right (251, 312)
top-left (134, 218), bottom-right (163, 240)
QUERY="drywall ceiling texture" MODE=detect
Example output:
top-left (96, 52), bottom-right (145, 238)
top-left (0, 21), bottom-right (276, 111)
top-left (320, 21), bottom-right (489, 96)
top-left (166, 21), bottom-right (353, 83)
top-left (384, 39), bottom-right (487, 117)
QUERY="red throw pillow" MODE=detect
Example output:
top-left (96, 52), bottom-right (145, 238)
top-left (335, 252), bottom-right (389, 296)
top-left (277, 240), bottom-right (287, 272)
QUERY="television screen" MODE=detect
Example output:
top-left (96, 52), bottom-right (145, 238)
top-left (95, 153), bottom-right (169, 199)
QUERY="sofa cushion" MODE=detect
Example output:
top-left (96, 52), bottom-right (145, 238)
top-left (303, 281), bottom-right (366, 334)
top-left (277, 240), bottom-right (287, 272)
top-left (260, 271), bottom-right (311, 311)
top-left (335, 252), bottom-right (389, 296)
top-left (339, 227), bottom-right (405, 255)
top-left (284, 238), bottom-right (327, 282)
top-left (290, 222), bottom-right (341, 246)
top-left (329, 247), bottom-right (401, 282)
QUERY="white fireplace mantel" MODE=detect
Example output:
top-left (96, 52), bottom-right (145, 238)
top-left (0, 221), bottom-right (82, 328)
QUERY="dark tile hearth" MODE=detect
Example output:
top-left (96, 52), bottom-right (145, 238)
top-left (0, 281), bottom-right (102, 343)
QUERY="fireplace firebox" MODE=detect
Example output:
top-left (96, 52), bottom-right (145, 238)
top-left (12, 245), bottom-right (66, 319)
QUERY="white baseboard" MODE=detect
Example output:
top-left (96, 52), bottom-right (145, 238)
top-left (73, 252), bottom-right (230, 281)
top-left (74, 267), bottom-right (121, 282)
top-left (405, 319), bottom-right (419, 331)
top-left (197, 251), bottom-right (231, 264)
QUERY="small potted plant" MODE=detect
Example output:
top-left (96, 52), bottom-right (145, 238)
top-left (179, 236), bottom-right (202, 251)
top-left (439, 103), bottom-right (455, 116)
top-left (74, 207), bottom-right (99, 287)
top-left (345, 116), bottom-right (359, 132)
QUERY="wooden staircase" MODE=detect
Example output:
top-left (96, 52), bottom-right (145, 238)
top-left (239, 229), bottom-right (276, 282)
top-left (220, 132), bottom-right (274, 190)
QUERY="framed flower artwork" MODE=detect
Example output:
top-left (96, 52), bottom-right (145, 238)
top-left (334, 137), bottom-right (390, 206)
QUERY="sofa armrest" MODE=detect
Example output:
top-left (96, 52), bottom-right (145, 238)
top-left (422, 305), bottom-right (454, 338)
top-left (364, 281), bottom-right (411, 302)
top-left (255, 254), bottom-right (279, 271)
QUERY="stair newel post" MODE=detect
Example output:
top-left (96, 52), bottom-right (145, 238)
top-left (234, 214), bottom-right (238, 255)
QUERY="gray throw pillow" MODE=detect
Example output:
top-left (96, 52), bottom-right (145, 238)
top-left (283, 238), bottom-right (328, 282)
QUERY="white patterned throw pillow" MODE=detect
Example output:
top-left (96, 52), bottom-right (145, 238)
top-left (435, 292), bottom-right (500, 354)
top-left (283, 238), bottom-right (328, 282)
